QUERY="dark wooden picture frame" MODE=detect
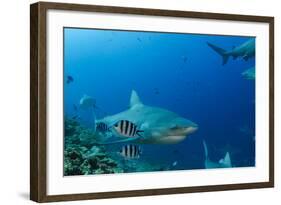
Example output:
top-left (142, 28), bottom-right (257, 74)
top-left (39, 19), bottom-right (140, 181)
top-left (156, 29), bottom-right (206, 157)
top-left (30, 1), bottom-right (274, 202)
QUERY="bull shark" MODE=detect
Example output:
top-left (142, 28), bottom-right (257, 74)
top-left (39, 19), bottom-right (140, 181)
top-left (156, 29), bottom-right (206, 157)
top-left (95, 90), bottom-right (198, 144)
top-left (207, 38), bottom-right (255, 65)
top-left (203, 140), bottom-right (232, 169)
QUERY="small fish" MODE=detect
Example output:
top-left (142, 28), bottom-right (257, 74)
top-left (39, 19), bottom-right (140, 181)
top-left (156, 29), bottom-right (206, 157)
top-left (119, 144), bottom-right (142, 159)
top-left (153, 88), bottom-right (160, 95)
top-left (113, 120), bottom-right (144, 138)
top-left (66, 75), bottom-right (74, 84)
top-left (137, 37), bottom-right (142, 42)
top-left (96, 122), bottom-right (110, 132)
top-left (182, 56), bottom-right (188, 63)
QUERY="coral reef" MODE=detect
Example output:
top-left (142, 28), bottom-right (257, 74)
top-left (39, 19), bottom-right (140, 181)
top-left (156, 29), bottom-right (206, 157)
top-left (64, 117), bottom-right (124, 176)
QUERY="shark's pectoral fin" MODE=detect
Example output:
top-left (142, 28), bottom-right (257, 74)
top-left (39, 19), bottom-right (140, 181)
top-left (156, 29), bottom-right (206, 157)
top-left (136, 130), bottom-right (144, 137)
top-left (222, 55), bottom-right (229, 65)
top-left (243, 54), bottom-right (249, 61)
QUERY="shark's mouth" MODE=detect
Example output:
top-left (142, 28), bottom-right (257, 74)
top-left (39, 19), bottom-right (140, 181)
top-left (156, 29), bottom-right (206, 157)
top-left (169, 125), bottom-right (198, 136)
top-left (167, 125), bottom-right (198, 142)
top-left (145, 125), bottom-right (198, 144)
top-left (153, 135), bottom-right (188, 144)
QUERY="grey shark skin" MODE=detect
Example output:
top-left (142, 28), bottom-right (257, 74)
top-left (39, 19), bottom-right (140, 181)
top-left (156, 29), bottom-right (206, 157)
top-left (203, 140), bottom-right (232, 169)
top-left (207, 38), bottom-right (255, 65)
top-left (96, 90), bottom-right (198, 144)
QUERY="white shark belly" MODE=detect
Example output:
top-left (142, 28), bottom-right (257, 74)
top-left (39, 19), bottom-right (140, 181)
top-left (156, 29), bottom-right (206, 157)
top-left (137, 135), bottom-right (187, 144)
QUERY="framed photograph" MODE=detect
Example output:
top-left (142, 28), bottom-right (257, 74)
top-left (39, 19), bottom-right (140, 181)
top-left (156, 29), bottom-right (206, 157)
top-left (30, 2), bottom-right (274, 202)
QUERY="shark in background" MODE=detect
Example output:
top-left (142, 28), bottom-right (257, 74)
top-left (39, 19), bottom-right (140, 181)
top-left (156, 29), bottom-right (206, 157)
top-left (95, 90), bottom-right (198, 144)
top-left (207, 38), bottom-right (255, 65)
top-left (203, 140), bottom-right (232, 169)
top-left (79, 94), bottom-right (97, 110)
top-left (242, 66), bottom-right (255, 80)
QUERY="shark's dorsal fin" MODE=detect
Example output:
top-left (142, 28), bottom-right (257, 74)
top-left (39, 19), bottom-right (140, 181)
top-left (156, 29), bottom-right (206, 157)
top-left (130, 90), bottom-right (143, 108)
top-left (219, 152), bottom-right (232, 167)
top-left (224, 152), bottom-right (232, 167)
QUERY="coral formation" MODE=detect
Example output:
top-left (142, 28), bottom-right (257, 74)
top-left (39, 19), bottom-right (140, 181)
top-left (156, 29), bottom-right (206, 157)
top-left (64, 117), bottom-right (124, 176)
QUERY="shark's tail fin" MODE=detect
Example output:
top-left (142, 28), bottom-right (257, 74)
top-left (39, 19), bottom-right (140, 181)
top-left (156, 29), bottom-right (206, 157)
top-left (219, 152), bottom-right (232, 167)
top-left (203, 140), bottom-right (208, 159)
top-left (207, 42), bottom-right (229, 65)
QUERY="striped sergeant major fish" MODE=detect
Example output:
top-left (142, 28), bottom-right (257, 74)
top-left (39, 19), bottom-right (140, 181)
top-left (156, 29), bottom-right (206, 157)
top-left (113, 120), bottom-right (144, 138)
top-left (119, 144), bottom-right (142, 159)
top-left (96, 122), bottom-right (110, 132)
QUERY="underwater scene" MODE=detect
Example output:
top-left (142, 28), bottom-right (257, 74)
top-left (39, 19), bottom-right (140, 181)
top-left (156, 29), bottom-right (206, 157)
top-left (63, 27), bottom-right (255, 176)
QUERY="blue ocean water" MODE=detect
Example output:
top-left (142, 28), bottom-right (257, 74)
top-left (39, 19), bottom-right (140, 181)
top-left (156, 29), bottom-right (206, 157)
top-left (64, 27), bottom-right (255, 172)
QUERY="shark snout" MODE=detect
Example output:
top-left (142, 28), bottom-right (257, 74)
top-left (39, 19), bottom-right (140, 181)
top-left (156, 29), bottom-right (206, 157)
top-left (177, 124), bottom-right (198, 136)
top-left (184, 126), bottom-right (198, 135)
top-left (184, 123), bottom-right (198, 135)
top-left (169, 122), bottom-right (198, 136)
top-left (151, 122), bottom-right (198, 144)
